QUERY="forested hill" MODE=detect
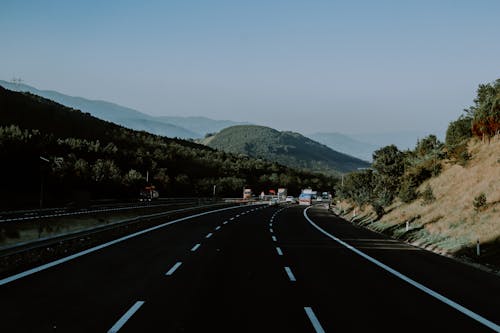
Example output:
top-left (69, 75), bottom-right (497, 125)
top-left (0, 87), bottom-right (336, 209)
top-left (202, 125), bottom-right (370, 175)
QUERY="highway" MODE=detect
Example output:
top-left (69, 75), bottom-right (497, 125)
top-left (0, 204), bottom-right (499, 332)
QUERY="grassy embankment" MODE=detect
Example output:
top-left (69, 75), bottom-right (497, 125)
top-left (336, 136), bottom-right (500, 268)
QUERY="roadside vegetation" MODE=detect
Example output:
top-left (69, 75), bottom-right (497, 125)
top-left (334, 79), bottom-right (500, 266)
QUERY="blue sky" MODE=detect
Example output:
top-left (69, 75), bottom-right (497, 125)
top-left (2, 0), bottom-right (500, 138)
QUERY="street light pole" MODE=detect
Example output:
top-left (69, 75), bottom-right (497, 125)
top-left (39, 156), bottom-right (49, 209)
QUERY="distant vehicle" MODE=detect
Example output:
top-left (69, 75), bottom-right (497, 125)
top-left (285, 196), bottom-right (295, 203)
top-left (139, 186), bottom-right (159, 201)
top-left (243, 188), bottom-right (252, 199)
top-left (316, 197), bottom-right (323, 202)
top-left (278, 188), bottom-right (287, 201)
top-left (299, 193), bottom-right (312, 206)
top-left (269, 197), bottom-right (279, 206)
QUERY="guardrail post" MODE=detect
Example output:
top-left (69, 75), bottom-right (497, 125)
top-left (406, 221), bottom-right (409, 232)
top-left (476, 239), bottom-right (480, 256)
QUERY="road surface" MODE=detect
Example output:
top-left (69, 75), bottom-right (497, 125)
top-left (0, 204), bottom-right (499, 332)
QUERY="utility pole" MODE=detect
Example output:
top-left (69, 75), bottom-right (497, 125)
top-left (39, 156), bottom-right (50, 209)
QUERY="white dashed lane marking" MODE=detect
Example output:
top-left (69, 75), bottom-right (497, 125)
top-left (284, 267), bottom-right (296, 282)
top-left (304, 307), bottom-right (326, 333)
top-left (165, 262), bottom-right (183, 276)
top-left (107, 301), bottom-right (145, 333)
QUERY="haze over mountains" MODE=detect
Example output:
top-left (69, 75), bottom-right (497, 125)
top-left (0, 79), bottom-right (418, 165)
top-left (0, 80), bottom-right (244, 139)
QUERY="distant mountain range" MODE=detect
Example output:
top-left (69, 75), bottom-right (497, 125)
top-left (308, 132), bottom-right (376, 162)
top-left (0, 80), bottom-right (243, 139)
top-left (201, 125), bottom-right (370, 175)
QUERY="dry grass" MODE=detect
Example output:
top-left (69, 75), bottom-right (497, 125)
top-left (337, 136), bottom-right (500, 255)
top-left (381, 136), bottom-right (500, 253)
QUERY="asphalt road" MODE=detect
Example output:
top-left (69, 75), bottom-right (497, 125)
top-left (0, 204), bottom-right (499, 332)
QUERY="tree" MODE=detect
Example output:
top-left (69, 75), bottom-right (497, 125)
top-left (468, 79), bottom-right (500, 140)
top-left (371, 145), bottom-right (405, 205)
top-left (123, 169), bottom-right (144, 186)
top-left (446, 115), bottom-right (472, 148)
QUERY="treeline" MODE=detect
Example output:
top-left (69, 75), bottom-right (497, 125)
top-left (336, 79), bottom-right (500, 216)
top-left (0, 87), bottom-right (335, 209)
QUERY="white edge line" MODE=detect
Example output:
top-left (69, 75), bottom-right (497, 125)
top-left (191, 243), bottom-right (201, 252)
top-left (303, 206), bottom-right (500, 333)
top-left (0, 204), bottom-right (257, 286)
top-left (165, 261), bottom-right (182, 276)
top-left (107, 301), bottom-right (145, 333)
top-left (304, 307), bottom-right (326, 333)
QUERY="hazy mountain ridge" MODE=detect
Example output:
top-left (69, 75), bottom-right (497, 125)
top-left (155, 116), bottom-right (247, 137)
top-left (0, 80), bottom-right (242, 139)
top-left (202, 125), bottom-right (370, 175)
top-left (308, 132), bottom-right (376, 162)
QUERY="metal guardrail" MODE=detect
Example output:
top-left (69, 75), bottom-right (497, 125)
top-left (0, 198), bottom-right (221, 223)
top-left (0, 201), bottom-right (259, 256)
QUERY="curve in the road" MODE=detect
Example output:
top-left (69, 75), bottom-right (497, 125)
top-left (303, 205), bottom-right (500, 333)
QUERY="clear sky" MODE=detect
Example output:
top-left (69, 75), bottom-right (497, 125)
top-left (2, 0), bottom-right (500, 138)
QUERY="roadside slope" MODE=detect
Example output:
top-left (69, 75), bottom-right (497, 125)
top-left (339, 136), bottom-right (500, 267)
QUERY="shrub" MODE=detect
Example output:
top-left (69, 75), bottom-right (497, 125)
top-left (421, 185), bottom-right (436, 206)
top-left (398, 177), bottom-right (418, 203)
top-left (473, 193), bottom-right (487, 211)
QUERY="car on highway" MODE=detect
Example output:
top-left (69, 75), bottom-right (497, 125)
top-left (285, 196), bottom-right (296, 204)
top-left (269, 197), bottom-right (279, 206)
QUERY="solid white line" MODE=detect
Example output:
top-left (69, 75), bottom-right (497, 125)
top-left (206, 232), bottom-right (213, 239)
top-left (304, 307), bottom-right (325, 333)
top-left (191, 244), bottom-right (201, 252)
top-left (303, 206), bottom-right (500, 332)
top-left (107, 301), bottom-right (145, 333)
top-left (272, 236), bottom-right (277, 242)
top-left (276, 247), bottom-right (283, 256)
top-left (165, 262), bottom-right (182, 276)
top-left (215, 226), bottom-right (221, 231)
top-left (0, 205), bottom-right (252, 286)
top-left (284, 266), bottom-right (296, 282)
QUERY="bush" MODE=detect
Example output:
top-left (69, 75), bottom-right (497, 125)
top-left (473, 193), bottom-right (487, 211)
top-left (446, 116), bottom-right (472, 148)
top-left (420, 185), bottom-right (436, 206)
top-left (398, 177), bottom-right (418, 203)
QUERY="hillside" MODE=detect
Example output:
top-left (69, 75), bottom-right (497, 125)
top-left (309, 132), bottom-right (376, 162)
top-left (0, 80), bottom-right (198, 139)
top-left (202, 125), bottom-right (370, 175)
top-left (0, 86), bottom-right (336, 209)
top-left (339, 137), bottom-right (500, 267)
